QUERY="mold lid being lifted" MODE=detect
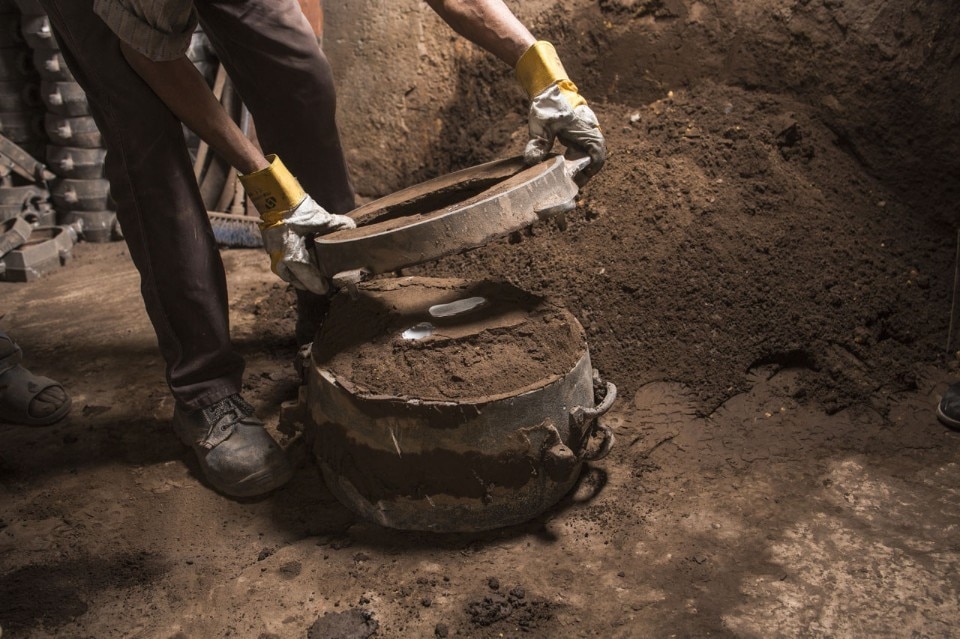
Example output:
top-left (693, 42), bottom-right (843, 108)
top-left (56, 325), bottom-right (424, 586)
top-left (313, 155), bottom-right (588, 287)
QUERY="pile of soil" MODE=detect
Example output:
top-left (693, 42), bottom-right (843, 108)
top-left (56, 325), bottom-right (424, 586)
top-left (412, 80), bottom-right (953, 414)
top-left (320, 0), bottom-right (951, 416)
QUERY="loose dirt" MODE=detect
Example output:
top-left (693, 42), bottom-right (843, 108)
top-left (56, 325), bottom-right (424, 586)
top-left (418, 81), bottom-right (953, 415)
top-left (2, 1), bottom-right (960, 637)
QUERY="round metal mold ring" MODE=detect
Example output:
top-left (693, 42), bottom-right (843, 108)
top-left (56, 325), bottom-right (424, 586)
top-left (299, 275), bottom-right (615, 531)
top-left (313, 155), bottom-right (585, 285)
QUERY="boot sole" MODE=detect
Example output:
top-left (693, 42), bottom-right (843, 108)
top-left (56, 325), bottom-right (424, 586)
top-left (202, 461), bottom-right (294, 499)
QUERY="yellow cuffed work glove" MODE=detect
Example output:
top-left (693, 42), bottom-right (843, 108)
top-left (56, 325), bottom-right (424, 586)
top-left (516, 41), bottom-right (606, 181)
top-left (239, 155), bottom-right (355, 294)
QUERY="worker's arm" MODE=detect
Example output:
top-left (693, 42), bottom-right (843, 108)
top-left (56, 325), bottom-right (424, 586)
top-left (423, 0), bottom-right (534, 66)
top-left (424, 0), bottom-right (606, 180)
top-left (119, 43), bottom-right (267, 174)
top-left (119, 43), bottom-right (354, 294)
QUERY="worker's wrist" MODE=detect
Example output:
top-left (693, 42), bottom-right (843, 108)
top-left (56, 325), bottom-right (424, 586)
top-left (516, 41), bottom-right (568, 99)
top-left (516, 41), bottom-right (587, 109)
top-left (236, 151), bottom-right (270, 176)
top-left (238, 154), bottom-right (307, 226)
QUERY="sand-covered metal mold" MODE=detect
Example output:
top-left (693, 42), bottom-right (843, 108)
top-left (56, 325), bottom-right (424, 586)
top-left (314, 154), bottom-right (589, 295)
top-left (289, 277), bottom-right (616, 532)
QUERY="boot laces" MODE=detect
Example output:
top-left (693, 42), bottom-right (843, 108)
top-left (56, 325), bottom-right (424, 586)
top-left (201, 394), bottom-right (256, 433)
top-left (177, 395), bottom-right (259, 451)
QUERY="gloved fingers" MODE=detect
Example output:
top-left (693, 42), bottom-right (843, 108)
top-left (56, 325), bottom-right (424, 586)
top-left (557, 106), bottom-right (607, 183)
top-left (558, 129), bottom-right (607, 182)
top-left (281, 227), bottom-right (331, 295)
top-left (267, 251), bottom-right (308, 292)
top-left (524, 88), bottom-right (562, 166)
top-left (271, 249), bottom-right (331, 295)
top-left (261, 225), bottom-right (328, 294)
top-left (525, 91), bottom-right (607, 177)
top-left (289, 210), bottom-right (357, 235)
top-left (573, 103), bottom-right (600, 128)
top-left (524, 134), bottom-right (555, 165)
top-left (272, 260), bottom-right (302, 290)
top-left (284, 260), bottom-right (330, 295)
top-left (262, 232), bottom-right (286, 267)
top-left (301, 211), bottom-right (356, 235)
top-left (285, 195), bottom-right (358, 233)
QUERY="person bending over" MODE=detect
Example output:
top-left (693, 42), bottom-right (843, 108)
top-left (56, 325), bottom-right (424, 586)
top-left (40, 0), bottom-right (605, 497)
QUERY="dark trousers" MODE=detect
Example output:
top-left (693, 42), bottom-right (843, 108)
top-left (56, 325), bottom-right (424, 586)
top-left (41, 0), bottom-right (355, 409)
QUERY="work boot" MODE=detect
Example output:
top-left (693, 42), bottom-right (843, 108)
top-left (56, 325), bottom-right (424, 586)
top-left (173, 394), bottom-right (294, 498)
top-left (936, 382), bottom-right (960, 431)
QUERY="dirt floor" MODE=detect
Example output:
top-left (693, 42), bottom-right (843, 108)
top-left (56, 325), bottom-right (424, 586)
top-left (3, 0), bottom-right (960, 637)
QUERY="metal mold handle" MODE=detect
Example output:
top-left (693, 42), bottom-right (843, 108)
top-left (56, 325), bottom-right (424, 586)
top-left (581, 422), bottom-right (614, 461)
top-left (571, 376), bottom-right (617, 462)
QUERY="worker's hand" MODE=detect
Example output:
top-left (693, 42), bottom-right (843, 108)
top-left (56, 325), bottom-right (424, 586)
top-left (259, 195), bottom-right (355, 294)
top-left (516, 41), bottom-right (606, 182)
top-left (239, 155), bottom-right (355, 294)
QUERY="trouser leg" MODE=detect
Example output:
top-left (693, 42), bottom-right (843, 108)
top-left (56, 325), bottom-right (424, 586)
top-left (197, 0), bottom-right (357, 345)
top-left (195, 0), bottom-right (356, 215)
top-left (40, 0), bottom-right (244, 409)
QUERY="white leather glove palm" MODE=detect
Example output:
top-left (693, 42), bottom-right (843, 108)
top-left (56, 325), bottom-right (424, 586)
top-left (259, 195), bottom-right (355, 294)
top-left (239, 155), bottom-right (355, 294)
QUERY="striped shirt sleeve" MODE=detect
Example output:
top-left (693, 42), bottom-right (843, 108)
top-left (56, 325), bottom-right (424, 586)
top-left (93, 0), bottom-right (198, 61)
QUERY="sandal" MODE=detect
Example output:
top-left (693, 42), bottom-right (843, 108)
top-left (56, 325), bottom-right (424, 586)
top-left (0, 332), bottom-right (71, 426)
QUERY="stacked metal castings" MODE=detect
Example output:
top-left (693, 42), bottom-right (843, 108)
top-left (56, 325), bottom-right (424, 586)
top-left (0, 0), bottom-right (54, 227)
top-left (0, 137), bottom-right (77, 284)
top-left (0, 0), bottom-right (93, 286)
top-left (0, 212), bottom-right (77, 281)
top-left (14, 0), bottom-right (119, 243)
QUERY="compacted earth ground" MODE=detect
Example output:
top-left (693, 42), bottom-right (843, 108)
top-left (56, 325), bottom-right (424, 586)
top-left (3, 1), bottom-right (960, 637)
